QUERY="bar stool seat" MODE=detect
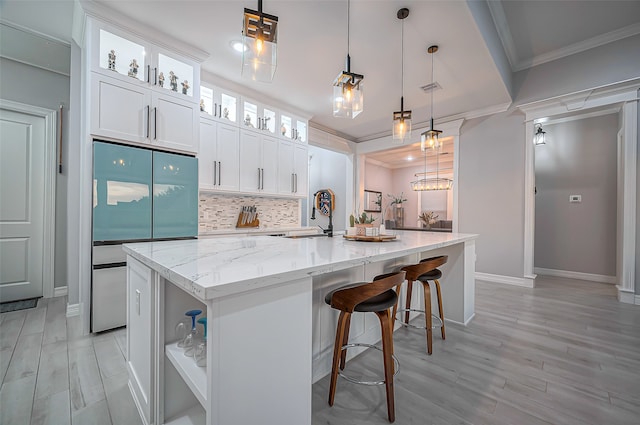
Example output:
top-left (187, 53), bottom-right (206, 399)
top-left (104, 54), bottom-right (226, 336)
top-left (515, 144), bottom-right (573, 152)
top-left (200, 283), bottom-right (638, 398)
top-left (325, 271), bottom-right (406, 423)
top-left (393, 255), bottom-right (448, 355)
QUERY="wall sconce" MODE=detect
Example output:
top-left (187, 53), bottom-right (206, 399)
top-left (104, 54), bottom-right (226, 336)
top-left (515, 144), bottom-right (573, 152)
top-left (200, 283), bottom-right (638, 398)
top-left (534, 123), bottom-right (546, 145)
top-left (242, 0), bottom-right (278, 82)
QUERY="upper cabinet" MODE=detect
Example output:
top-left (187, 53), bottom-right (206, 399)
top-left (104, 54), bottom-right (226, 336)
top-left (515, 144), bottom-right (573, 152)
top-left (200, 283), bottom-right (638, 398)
top-left (200, 85), bottom-right (239, 124)
top-left (88, 19), bottom-right (201, 154)
top-left (241, 98), bottom-right (279, 136)
top-left (280, 113), bottom-right (307, 143)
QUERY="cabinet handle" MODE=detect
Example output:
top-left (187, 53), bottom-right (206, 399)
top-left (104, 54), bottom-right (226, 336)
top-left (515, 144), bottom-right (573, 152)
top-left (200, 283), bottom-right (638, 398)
top-left (213, 161), bottom-right (217, 185)
top-left (291, 173), bottom-right (294, 193)
top-left (146, 65), bottom-right (150, 83)
top-left (154, 107), bottom-right (158, 140)
top-left (261, 168), bottom-right (265, 190)
top-left (145, 105), bottom-right (150, 138)
top-left (154, 67), bottom-right (158, 85)
top-left (214, 103), bottom-right (218, 117)
top-left (218, 161), bottom-right (221, 185)
top-left (295, 173), bottom-right (298, 193)
top-left (219, 104), bottom-right (222, 118)
top-left (258, 168), bottom-right (261, 190)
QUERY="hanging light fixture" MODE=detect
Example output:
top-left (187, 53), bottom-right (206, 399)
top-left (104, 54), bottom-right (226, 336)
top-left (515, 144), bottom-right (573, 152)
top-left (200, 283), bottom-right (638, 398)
top-left (392, 8), bottom-right (411, 143)
top-left (534, 123), bottom-right (546, 145)
top-left (242, 0), bottom-right (278, 82)
top-left (333, 0), bottom-right (364, 119)
top-left (411, 45), bottom-right (452, 191)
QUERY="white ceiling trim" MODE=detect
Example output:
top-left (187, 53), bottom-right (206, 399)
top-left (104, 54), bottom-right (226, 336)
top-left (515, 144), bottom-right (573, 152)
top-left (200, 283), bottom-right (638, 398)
top-left (539, 106), bottom-right (622, 126)
top-left (486, 0), bottom-right (518, 70)
top-left (0, 19), bottom-right (70, 46)
top-left (513, 22), bottom-right (640, 72)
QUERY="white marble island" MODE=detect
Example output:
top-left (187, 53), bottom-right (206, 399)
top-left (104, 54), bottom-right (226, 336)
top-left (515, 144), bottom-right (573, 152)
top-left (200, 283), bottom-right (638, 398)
top-left (123, 231), bottom-right (477, 425)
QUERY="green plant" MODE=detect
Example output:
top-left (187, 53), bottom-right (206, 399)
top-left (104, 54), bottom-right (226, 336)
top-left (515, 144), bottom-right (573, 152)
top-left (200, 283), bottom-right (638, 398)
top-left (387, 192), bottom-right (407, 206)
top-left (354, 212), bottom-right (376, 224)
top-left (349, 214), bottom-right (355, 227)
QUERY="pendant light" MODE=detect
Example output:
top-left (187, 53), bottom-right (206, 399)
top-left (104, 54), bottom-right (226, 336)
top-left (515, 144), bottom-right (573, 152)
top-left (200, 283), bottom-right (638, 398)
top-left (242, 0), bottom-right (278, 82)
top-left (333, 0), bottom-right (364, 119)
top-left (392, 8), bottom-right (411, 143)
top-left (411, 45), bottom-right (452, 191)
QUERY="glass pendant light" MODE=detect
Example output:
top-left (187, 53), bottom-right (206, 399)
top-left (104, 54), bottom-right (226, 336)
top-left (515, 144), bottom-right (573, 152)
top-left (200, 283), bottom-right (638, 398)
top-left (392, 8), bottom-right (411, 142)
top-left (242, 0), bottom-right (278, 82)
top-left (411, 45), bottom-right (452, 191)
top-left (333, 0), bottom-right (364, 119)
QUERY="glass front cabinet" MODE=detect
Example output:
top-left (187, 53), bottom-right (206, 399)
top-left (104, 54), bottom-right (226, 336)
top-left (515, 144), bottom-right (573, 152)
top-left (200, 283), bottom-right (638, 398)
top-left (200, 85), bottom-right (239, 124)
top-left (241, 97), bottom-right (279, 137)
top-left (89, 19), bottom-right (201, 153)
top-left (280, 113), bottom-right (307, 143)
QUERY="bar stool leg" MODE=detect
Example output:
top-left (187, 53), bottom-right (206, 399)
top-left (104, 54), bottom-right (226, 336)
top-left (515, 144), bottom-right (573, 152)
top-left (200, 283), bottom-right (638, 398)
top-left (422, 282), bottom-right (433, 355)
top-left (329, 311), bottom-right (350, 406)
top-left (391, 284), bottom-right (403, 328)
top-left (433, 279), bottom-right (446, 340)
top-left (376, 309), bottom-right (396, 423)
top-left (339, 314), bottom-right (351, 370)
top-left (404, 280), bottom-right (414, 324)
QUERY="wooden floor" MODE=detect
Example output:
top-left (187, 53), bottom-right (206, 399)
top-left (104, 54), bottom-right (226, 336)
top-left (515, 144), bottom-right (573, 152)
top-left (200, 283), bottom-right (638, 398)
top-left (1, 276), bottom-right (639, 425)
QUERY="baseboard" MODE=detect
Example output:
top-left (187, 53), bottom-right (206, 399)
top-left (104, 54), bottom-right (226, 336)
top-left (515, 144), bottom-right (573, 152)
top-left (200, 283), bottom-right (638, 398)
top-left (444, 313), bottom-right (475, 327)
top-left (534, 267), bottom-right (616, 284)
top-left (66, 303), bottom-right (80, 317)
top-left (475, 272), bottom-right (534, 288)
top-left (636, 295), bottom-right (640, 305)
top-left (53, 286), bottom-right (68, 297)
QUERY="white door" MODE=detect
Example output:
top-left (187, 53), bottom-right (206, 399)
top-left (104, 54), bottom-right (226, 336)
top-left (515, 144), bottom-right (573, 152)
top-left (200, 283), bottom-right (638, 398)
top-left (277, 140), bottom-right (294, 195)
top-left (216, 122), bottom-right (240, 191)
top-left (261, 135), bottom-right (279, 194)
top-left (0, 108), bottom-right (49, 302)
top-left (293, 144), bottom-right (309, 196)
top-left (198, 119), bottom-right (216, 189)
top-left (239, 130), bottom-right (262, 192)
top-left (152, 92), bottom-right (198, 153)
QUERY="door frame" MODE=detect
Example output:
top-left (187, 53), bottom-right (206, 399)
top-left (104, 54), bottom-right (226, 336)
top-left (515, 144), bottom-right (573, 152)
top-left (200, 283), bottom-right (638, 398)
top-left (0, 99), bottom-right (57, 299)
top-left (517, 82), bottom-right (638, 302)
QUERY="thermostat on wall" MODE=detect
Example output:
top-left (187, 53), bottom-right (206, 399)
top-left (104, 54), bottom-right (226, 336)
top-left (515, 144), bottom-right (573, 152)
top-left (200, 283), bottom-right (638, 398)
top-left (569, 195), bottom-right (582, 203)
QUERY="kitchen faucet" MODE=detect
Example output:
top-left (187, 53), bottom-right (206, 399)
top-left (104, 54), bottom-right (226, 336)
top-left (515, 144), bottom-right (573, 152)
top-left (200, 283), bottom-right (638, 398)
top-left (310, 189), bottom-right (333, 237)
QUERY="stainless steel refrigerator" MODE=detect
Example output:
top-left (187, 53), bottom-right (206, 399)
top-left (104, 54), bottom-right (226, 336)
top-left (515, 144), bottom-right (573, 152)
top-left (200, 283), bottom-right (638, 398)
top-left (92, 141), bottom-right (198, 332)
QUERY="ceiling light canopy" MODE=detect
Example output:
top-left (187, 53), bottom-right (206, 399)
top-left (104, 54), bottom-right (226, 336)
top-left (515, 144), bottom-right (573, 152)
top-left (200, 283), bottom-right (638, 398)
top-left (333, 0), bottom-right (364, 119)
top-left (392, 7), bottom-right (411, 143)
top-left (242, 0), bottom-right (278, 82)
top-left (412, 44), bottom-right (451, 191)
top-left (534, 123), bottom-right (546, 145)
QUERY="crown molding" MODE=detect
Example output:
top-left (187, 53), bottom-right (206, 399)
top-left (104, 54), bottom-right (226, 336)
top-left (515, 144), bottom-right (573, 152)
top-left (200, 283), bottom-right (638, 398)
top-left (540, 106), bottom-right (622, 126)
top-left (486, 0), bottom-right (518, 70)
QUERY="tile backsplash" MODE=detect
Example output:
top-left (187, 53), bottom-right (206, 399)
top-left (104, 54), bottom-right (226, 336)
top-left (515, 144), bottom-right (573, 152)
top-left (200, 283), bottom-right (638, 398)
top-left (199, 193), bottom-right (300, 232)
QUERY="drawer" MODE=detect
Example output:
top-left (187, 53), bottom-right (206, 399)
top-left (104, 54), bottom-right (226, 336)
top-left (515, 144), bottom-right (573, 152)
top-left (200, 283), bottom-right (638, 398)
top-left (93, 244), bottom-right (127, 265)
top-left (91, 266), bottom-right (126, 332)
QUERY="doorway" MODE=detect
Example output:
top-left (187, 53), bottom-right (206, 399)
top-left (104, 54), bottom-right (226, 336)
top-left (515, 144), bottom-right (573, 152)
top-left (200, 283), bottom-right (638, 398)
top-left (0, 100), bottom-right (56, 302)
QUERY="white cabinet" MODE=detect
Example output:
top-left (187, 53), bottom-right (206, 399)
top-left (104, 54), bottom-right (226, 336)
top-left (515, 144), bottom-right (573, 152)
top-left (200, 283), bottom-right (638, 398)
top-left (200, 85), bottom-right (239, 124)
top-left (280, 113), bottom-right (308, 143)
top-left (241, 97), bottom-right (279, 136)
top-left (89, 19), bottom-right (200, 154)
top-left (126, 256), bottom-right (155, 425)
top-left (199, 119), bottom-right (239, 192)
top-left (277, 141), bottom-right (308, 196)
top-left (239, 130), bottom-right (278, 194)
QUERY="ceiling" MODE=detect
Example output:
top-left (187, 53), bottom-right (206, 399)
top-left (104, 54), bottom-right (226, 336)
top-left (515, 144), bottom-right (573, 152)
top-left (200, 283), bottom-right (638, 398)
top-left (1, 0), bottom-right (639, 166)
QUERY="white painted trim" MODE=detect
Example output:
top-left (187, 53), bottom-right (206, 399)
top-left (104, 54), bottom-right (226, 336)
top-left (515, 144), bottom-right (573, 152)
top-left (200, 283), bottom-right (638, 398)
top-left (66, 303), bottom-right (80, 317)
top-left (54, 286), bottom-right (68, 297)
top-left (540, 107), bottom-right (622, 126)
top-left (617, 287), bottom-right (635, 304)
top-left (486, 0), bottom-right (518, 70)
top-left (534, 268), bottom-right (616, 284)
top-left (0, 99), bottom-right (57, 300)
top-left (442, 101), bottom-right (512, 123)
top-left (475, 272), bottom-right (534, 288)
top-left (620, 100), bottom-right (637, 295)
top-left (444, 312), bottom-right (476, 327)
top-left (514, 23), bottom-right (640, 72)
top-left (636, 295), bottom-right (640, 306)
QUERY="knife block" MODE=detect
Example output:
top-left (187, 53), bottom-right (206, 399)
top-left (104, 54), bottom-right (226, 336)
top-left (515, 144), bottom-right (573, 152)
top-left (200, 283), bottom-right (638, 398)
top-left (236, 212), bottom-right (260, 228)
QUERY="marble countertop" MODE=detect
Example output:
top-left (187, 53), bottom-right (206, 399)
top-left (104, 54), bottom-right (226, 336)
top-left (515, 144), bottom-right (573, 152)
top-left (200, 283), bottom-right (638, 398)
top-left (123, 231), bottom-right (477, 301)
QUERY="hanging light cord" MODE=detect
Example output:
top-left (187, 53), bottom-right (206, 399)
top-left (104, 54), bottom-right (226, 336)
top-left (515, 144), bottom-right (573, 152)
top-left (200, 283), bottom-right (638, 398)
top-left (347, 0), bottom-right (350, 57)
top-left (430, 48), bottom-right (435, 126)
top-left (401, 16), bottom-right (404, 102)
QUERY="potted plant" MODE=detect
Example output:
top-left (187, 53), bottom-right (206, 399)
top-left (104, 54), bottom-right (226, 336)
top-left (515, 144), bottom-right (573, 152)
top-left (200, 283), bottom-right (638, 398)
top-left (418, 211), bottom-right (439, 230)
top-left (354, 212), bottom-right (376, 236)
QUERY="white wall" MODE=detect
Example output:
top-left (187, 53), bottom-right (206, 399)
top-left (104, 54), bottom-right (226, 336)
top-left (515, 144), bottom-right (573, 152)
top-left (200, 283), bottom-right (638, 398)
top-left (534, 114), bottom-right (618, 276)
top-left (0, 57), bottom-right (70, 291)
top-left (363, 161), bottom-right (392, 223)
top-left (308, 145), bottom-right (348, 232)
top-left (458, 110), bottom-right (526, 278)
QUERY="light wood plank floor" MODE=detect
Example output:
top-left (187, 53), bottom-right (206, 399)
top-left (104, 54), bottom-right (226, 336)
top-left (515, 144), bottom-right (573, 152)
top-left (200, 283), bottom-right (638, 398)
top-left (1, 276), bottom-right (639, 424)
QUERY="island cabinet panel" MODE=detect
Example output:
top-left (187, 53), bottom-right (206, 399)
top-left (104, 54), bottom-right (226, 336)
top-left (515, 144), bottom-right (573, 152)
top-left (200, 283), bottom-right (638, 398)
top-left (126, 256), bottom-right (155, 425)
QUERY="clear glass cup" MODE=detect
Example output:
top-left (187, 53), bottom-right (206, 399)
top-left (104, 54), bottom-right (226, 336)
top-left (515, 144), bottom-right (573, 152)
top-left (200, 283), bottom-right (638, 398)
top-left (174, 318), bottom-right (190, 347)
top-left (194, 317), bottom-right (207, 367)
top-left (183, 309), bottom-right (202, 356)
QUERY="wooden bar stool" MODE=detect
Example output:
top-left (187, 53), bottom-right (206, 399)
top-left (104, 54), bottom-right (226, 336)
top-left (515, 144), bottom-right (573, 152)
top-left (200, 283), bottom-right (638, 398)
top-left (325, 271), bottom-right (406, 423)
top-left (392, 255), bottom-right (448, 355)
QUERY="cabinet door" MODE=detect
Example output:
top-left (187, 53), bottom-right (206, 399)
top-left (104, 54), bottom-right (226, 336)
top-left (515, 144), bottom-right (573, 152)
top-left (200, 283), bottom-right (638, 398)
top-left (239, 130), bottom-right (262, 192)
top-left (198, 119), bottom-right (216, 189)
top-left (295, 118), bottom-right (308, 143)
top-left (277, 140), bottom-right (294, 195)
top-left (261, 136), bottom-right (279, 194)
top-left (293, 144), bottom-right (309, 196)
top-left (216, 123), bottom-right (240, 192)
top-left (152, 92), bottom-right (198, 153)
top-left (127, 257), bottom-right (154, 425)
top-left (91, 75), bottom-right (151, 144)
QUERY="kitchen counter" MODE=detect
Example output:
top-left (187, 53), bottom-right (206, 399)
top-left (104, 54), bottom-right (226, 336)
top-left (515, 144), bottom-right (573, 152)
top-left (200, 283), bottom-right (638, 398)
top-left (123, 231), bottom-right (477, 425)
top-left (123, 231), bottom-right (476, 302)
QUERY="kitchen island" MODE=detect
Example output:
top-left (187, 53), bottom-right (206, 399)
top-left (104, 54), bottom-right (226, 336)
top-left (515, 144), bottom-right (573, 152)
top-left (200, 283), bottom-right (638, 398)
top-left (123, 231), bottom-right (477, 425)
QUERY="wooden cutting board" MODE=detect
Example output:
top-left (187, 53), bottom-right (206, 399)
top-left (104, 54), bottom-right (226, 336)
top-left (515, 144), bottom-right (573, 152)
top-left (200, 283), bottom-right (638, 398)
top-left (342, 234), bottom-right (397, 242)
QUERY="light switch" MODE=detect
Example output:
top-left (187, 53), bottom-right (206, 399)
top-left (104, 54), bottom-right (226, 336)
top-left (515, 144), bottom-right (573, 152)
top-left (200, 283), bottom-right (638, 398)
top-left (569, 195), bottom-right (581, 203)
